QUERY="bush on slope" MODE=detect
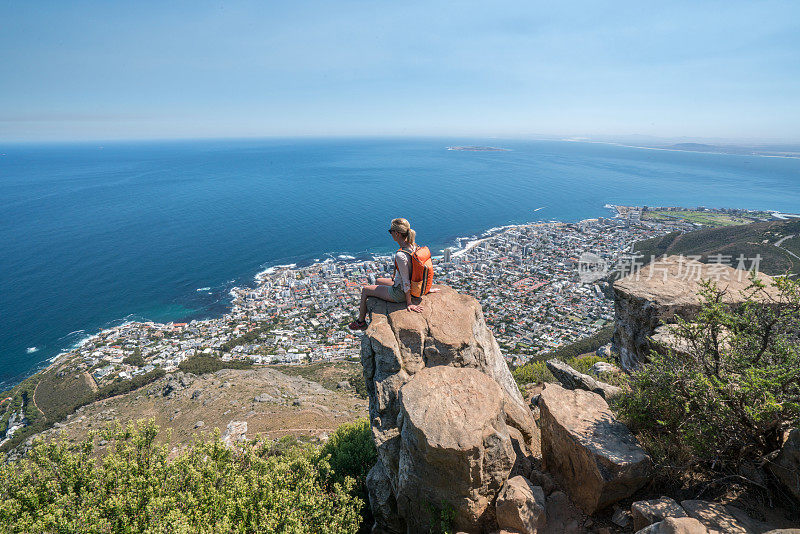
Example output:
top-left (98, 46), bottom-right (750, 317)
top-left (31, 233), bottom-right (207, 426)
top-left (613, 276), bottom-right (800, 469)
top-left (0, 419), bottom-right (365, 533)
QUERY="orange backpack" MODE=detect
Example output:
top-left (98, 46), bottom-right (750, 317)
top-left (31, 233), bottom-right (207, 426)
top-left (394, 246), bottom-right (434, 297)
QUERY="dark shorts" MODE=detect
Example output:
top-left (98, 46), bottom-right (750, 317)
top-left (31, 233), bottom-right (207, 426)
top-left (387, 285), bottom-right (406, 303)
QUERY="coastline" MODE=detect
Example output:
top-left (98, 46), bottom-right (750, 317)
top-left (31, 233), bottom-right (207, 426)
top-left (5, 200), bottom-right (796, 394)
top-left (565, 138), bottom-right (800, 160)
top-left (5, 200), bottom-right (796, 451)
top-left (0, 212), bottom-right (588, 395)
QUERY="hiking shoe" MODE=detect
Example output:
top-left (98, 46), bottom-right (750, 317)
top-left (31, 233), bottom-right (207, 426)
top-left (348, 319), bottom-right (368, 331)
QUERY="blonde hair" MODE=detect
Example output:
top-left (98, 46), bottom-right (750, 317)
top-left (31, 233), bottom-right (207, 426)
top-left (389, 217), bottom-right (416, 245)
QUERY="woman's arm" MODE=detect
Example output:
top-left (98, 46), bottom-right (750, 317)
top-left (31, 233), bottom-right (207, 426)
top-left (405, 290), bottom-right (423, 313)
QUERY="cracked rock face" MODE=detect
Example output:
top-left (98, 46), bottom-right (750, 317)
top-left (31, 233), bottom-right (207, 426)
top-left (538, 383), bottom-right (651, 514)
top-left (398, 366), bottom-right (515, 532)
top-left (768, 428), bottom-right (800, 503)
top-left (611, 256), bottom-right (778, 370)
top-left (361, 285), bottom-right (537, 533)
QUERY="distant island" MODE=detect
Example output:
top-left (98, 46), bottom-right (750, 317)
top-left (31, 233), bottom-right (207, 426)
top-left (446, 146), bottom-right (509, 151)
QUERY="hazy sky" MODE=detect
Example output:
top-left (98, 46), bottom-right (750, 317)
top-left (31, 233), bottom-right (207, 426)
top-left (1, 1), bottom-right (798, 142)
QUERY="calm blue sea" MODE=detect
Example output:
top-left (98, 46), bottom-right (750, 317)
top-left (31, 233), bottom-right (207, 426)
top-left (1, 137), bottom-right (799, 388)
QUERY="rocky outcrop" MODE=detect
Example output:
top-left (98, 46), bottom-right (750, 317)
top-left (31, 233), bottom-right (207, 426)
top-left (767, 428), bottom-right (800, 503)
top-left (367, 461), bottom-right (405, 534)
top-left (360, 285), bottom-right (537, 532)
top-left (221, 420), bottom-right (247, 447)
top-left (680, 500), bottom-right (774, 534)
top-left (397, 366), bottom-right (516, 532)
top-left (631, 497), bottom-right (689, 531)
top-left (612, 256), bottom-right (778, 370)
top-left (545, 359), bottom-right (621, 399)
top-left (589, 361), bottom-right (619, 376)
top-left (635, 517), bottom-right (709, 534)
top-left (538, 383), bottom-right (651, 513)
top-left (495, 475), bottom-right (546, 533)
top-left (540, 490), bottom-right (585, 534)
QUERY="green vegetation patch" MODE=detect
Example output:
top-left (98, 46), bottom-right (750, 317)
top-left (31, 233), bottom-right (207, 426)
top-left (511, 326), bottom-right (616, 386)
top-left (30, 368), bottom-right (95, 425)
top-left (220, 323), bottom-right (274, 352)
top-left (633, 219), bottom-right (800, 275)
top-left (643, 210), bottom-right (754, 227)
top-left (178, 355), bottom-right (253, 376)
top-left (0, 419), bottom-right (365, 533)
top-left (272, 361), bottom-right (368, 399)
top-left (320, 418), bottom-right (376, 522)
top-left (96, 369), bottom-right (166, 398)
top-left (122, 348), bottom-right (144, 367)
top-left (613, 277), bottom-right (800, 470)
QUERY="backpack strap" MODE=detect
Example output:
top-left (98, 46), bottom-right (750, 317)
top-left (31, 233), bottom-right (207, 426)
top-left (393, 247), bottom-right (414, 280)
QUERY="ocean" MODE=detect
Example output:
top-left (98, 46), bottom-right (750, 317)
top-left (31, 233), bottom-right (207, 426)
top-left (1, 137), bottom-right (799, 389)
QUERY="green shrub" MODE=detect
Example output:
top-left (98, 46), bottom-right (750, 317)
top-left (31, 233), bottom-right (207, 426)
top-left (512, 351), bottom-right (616, 387)
top-left (426, 501), bottom-right (456, 534)
top-left (0, 419), bottom-right (363, 533)
top-left (178, 355), bottom-right (252, 376)
top-left (568, 354), bottom-right (604, 374)
top-left (538, 325), bottom-right (614, 362)
top-left (613, 277), bottom-right (800, 468)
top-left (122, 349), bottom-right (144, 367)
top-left (96, 368), bottom-right (165, 398)
top-left (320, 418), bottom-right (376, 503)
top-left (511, 361), bottom-right (554, 384)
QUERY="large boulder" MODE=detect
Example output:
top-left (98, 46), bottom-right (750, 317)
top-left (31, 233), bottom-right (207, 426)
top-left (612, 256), bottom-right (778, 370)
top-left (540, 490), bottom-right (585, 534)
top-left (767, 428), bottom-right (800, 503)
top-left (545, 359), bottom-right (621, 399)
top-left (495, 475), bottom-right (546, 533)
top-left (680, 500), bottom-right (774, 534)
top-left (367, 461), bottom-right (405, 534)
top-left (361, 285), bottom-right (537, 532)
top-left (538, 383), bottom-right (651, 513)
top-left (635, 517), bottom-right (709, 534)
top-left (397, 366), bottom-right (516, 532)
top-left (631, 497), bottom-right (689, 531)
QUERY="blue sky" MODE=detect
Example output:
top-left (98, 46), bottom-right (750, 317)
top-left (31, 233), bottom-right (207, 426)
top-left (1, 1), bottom-right (798, 142)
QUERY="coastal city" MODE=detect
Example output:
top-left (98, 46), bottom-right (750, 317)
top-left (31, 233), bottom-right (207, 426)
top-left (0, 204), bottom-right (786, 447)
top-left (30, 205), bottom-right (718, 392)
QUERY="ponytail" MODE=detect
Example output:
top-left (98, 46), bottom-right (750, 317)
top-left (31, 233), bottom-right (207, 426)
top-left (389, 217), bottom-right (416, 246)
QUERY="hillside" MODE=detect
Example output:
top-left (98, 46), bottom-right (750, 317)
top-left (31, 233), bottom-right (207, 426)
top-left (27, 365), bottom-right (367, 456)
top-left (633, 219), bottom-right (800, 275)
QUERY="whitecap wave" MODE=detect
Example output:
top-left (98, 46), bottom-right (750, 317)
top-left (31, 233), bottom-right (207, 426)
top-left (255, 263), bottom-right (298, 281)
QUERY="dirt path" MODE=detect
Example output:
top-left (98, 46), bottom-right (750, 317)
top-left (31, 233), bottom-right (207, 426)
top-left (260, 427), bottom-right (336, 435)
top-left (31, 380), bottom-right (47, 420)
top-left (83, 371), bottom-right (99, 393)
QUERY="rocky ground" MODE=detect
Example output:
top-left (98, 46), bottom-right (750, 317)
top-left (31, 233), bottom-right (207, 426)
top-left (360, 285), bottom-right (799, 533)
top-left (35, 366), bottom-right (368, 455)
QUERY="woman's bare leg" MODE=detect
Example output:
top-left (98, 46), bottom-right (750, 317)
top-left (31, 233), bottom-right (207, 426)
top-left (359, 285), bottom-right (395, 321)
top-left (376, 277), bottom-right (393, 286)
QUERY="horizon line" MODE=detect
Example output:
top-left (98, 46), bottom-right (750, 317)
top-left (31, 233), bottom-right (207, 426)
top-left (2, 133), bottom-right (800, 147)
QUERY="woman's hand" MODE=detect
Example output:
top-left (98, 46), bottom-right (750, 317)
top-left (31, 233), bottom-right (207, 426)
top-left (407, 304), bottom-right (423, 313)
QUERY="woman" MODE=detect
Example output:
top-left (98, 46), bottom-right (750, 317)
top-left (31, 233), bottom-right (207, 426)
top-left (349, 218), bottom-right (424, 330)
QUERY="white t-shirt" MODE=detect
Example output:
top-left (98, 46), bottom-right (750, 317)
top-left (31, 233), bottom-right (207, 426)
top-left (393, 246), bottom-right (414, 293)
